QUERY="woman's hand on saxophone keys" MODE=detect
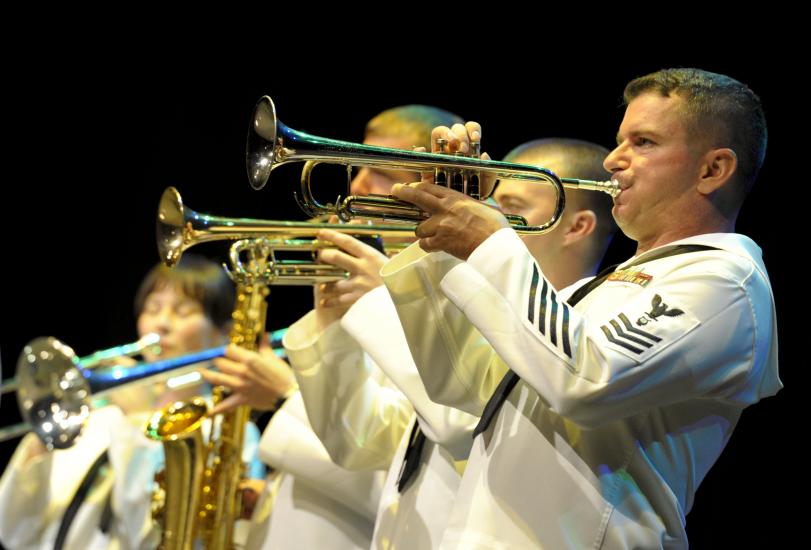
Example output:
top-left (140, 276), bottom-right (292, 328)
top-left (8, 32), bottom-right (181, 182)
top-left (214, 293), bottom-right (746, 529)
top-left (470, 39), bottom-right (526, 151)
top-left (201, 343), bottom-right (297, 413)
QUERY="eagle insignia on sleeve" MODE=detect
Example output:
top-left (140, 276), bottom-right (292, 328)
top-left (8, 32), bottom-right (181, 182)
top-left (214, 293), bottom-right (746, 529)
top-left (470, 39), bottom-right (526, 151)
top-left (600, 293), bottom-right (698, 360)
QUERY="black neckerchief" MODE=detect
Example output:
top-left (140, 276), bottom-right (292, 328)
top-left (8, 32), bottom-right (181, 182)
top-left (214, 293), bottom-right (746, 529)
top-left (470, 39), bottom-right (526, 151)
top-left (54, 450), bottom-right (110, 550)
top-left (396, 420), bottom-right (427, 493)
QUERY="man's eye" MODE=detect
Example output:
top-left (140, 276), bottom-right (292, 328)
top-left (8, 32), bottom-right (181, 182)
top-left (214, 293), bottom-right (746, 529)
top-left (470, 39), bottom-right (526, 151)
top-left (501, 201), bottom-right (524, 211)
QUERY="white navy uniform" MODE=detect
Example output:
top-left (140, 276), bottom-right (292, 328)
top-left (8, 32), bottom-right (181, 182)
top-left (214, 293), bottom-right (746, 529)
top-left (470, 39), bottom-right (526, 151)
top-left (284, 285), bottom-right (478, 549)
top-left (0, 406), bottom-right (163, 550)
top-left (244, 391), bottom-right (384, 550)
top-left (1, 405), bottom-right (263, 550)
top-left (381, 229), bottom-right (781, 549)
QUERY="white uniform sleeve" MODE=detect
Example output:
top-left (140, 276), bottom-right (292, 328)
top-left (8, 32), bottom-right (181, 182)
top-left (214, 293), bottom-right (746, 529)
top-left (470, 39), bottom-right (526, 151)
top-left (259, 393), bottom-right (383, 519)
top-left (108, 411), bottom-right (162, 549)
top-left (283, 312), bottom-right (412, 470)
top-left (342, 285), bottom-right (479, 460)
top-left (0, 435), bottom-right (56, 546)
top-left (437, 228), bottom-right (778, 428)
top-left (0, 406), bottom-right (123, 548)
top-left (380, 242), bottom-right (510, 418)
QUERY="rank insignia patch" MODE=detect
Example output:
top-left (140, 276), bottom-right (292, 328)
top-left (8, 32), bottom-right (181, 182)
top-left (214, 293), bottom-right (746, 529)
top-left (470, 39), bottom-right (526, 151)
top-left (601, 293), bottom-right (699, 361)
top-left (607, 268), bottom-right (653, 287)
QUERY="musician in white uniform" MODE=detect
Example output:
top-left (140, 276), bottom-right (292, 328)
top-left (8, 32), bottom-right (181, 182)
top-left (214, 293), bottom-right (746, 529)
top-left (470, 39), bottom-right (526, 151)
top-left (207, 105), bottom-right (464, 550)
top-left (284, 136), bottom-right (616, 548)
top-left (383, 68), bottom-right (782, 548)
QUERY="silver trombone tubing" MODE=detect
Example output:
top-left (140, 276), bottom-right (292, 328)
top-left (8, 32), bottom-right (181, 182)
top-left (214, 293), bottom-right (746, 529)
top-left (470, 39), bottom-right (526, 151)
top-left (0, 331), bottom-right (289, 447)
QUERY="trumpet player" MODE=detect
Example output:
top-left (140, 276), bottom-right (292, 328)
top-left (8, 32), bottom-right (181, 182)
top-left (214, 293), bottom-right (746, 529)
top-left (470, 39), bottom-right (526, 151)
top-left (206, 104), bottom-right (466, 550)
top-left (300, 136), bottom-right (617, 549)
top-left (384, 68), bottom-right (781, 549)
top-left (231, 90), bottom-right (619, 546)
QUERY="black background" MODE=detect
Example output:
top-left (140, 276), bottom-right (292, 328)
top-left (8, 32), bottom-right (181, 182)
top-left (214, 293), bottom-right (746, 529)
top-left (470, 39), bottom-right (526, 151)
top-left (0, 49), bottom-right (800, 547)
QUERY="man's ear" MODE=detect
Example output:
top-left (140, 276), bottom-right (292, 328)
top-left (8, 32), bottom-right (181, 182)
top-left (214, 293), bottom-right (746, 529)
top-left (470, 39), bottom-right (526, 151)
top-left (563, 210), bottom-right (597, 246)
top-left (697, 148), bottom-right (737, 195)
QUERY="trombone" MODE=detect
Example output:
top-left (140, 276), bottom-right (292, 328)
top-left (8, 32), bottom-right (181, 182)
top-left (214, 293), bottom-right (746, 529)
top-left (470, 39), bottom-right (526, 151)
top-left (0, 332), bottom-right (160, 397)
top-left (0, 330), bottom-right (289, 448)
top-left (0, 333), bottom-right (160, 447)
top-left (246, 95), bottom-right (620, 233)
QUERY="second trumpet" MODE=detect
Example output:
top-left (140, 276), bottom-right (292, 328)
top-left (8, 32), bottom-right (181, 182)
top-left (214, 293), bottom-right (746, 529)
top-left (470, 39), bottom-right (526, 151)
top-left (158, 187), bottom-right (413, 282)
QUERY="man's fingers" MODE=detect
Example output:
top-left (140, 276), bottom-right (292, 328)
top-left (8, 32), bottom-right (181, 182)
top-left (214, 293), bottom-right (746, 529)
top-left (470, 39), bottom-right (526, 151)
top-left (414, 216), bottom-right (441, 239)
top-left (417, 236), bottom-right (444, 253)
top-left (318, 229), bottom-right (378, 259)
top-left (318, 248), bottom-right (360, 273)
top-left (450, 123), bottom-right (470, 154)
top-left (431, 126), bottom-right (451, 153)
top-left (391, 184), bottom-right (445, 213)
top-left (465, 121), bottom-right (482, 145)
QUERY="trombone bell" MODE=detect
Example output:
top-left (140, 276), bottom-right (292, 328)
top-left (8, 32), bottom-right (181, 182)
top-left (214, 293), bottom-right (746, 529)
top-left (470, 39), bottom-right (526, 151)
top-left (10, 337), bottom-right (227, 449)
top-left (16, 337), bottom-right (91, 449)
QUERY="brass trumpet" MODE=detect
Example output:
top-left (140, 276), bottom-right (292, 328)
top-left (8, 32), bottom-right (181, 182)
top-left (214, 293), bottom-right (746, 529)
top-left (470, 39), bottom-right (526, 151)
top-left (246, 95), bottom-right (620, 233)
top-left (226, 236), bottom-right (403, 286)
top-left (158, 186), bottom-right (414, 277)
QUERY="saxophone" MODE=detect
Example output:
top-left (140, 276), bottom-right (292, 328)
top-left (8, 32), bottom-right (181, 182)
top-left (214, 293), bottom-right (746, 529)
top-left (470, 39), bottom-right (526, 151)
top-left (147, 240), bottom-right (271, 549)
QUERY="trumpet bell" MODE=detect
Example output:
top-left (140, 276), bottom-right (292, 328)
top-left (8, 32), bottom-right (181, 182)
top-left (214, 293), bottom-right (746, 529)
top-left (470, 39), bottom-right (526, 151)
top-left (157, 186), bottom-right (193, 268)
top-left (247, 95), bottom-right (278, 190)
top-left (156, 186), bottom-right (415, 273)
top-left (246, 95), bottom-right (620, 233)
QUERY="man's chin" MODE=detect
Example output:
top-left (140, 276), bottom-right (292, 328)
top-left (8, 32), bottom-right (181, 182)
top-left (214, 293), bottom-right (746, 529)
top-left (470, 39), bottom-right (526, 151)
top-left (611, 206), bottom-right (634, 234)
